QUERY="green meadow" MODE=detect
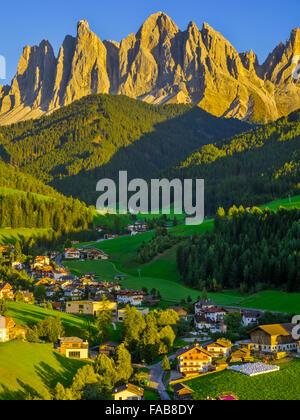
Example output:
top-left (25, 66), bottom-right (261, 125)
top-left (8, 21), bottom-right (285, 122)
top-left (0, 341), bottom-right (86, 400)
top-left (0, 228), bottom-right (51, 244)
top-left (67, 195), bottom-right (300, 312)
top-left (237, 290), bottom-right (300, 314)
top-left (185, 359), bottom-right (300, 400)
top-left (7, 302), bottom-right (96, 338)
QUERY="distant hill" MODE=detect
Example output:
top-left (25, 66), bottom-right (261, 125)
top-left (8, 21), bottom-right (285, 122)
top-left (0, 94), bottom-right (249, 203)
top-left (0, 159), bottom-right (93, 235)
top-left (163, 109), bottom-right (300, 215)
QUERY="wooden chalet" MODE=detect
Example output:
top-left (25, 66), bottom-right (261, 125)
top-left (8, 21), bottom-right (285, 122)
top-left (176, 344), bottom-right (213, 375)
top-left (84, 248), bottom-right (109, 261)
top-left (173, 383), bottom-right (194, 400)
top-left (0, 282), bottom-right (14, 300)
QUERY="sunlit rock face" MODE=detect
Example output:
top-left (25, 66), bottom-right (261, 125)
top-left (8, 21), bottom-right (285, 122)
top-left (0, 12), bottom-right (300, 125)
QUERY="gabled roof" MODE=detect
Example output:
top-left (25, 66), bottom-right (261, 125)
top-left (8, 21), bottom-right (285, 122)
top-left (207, 341), bottom-right (232, 349)
top-left (59, 337), bottom-right (83, 343)
top-left (112, 384), bottom-right (144, 397)
top-left (172, 383), bottom-right (193, 393)
top-left (250, 324), bottom-right (295, 337)
top-left (176, 344), bottom-right (212, 358)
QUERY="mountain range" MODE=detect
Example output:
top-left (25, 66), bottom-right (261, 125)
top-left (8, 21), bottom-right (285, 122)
top-left (0, 12), bottom-right (300, 125)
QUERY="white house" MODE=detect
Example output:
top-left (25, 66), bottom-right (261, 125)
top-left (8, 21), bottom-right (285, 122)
top-left (11, 261), bottom-right (25, 271)
top-left (116, 290), bottom-right (146, 306)
top-left (201, 307), bottom-right (227, 323)
top-left (0, 316), bottom-right (9, 342)
top-left (64, 248), bottom-right (81, 259)
top-left (194, 299), bottom-right (216, 315)
top-left (112, 384), bottom-right (144, 401)
top-left (242, 311), bottom-right (261, 326)
top-left (64, 288), bottom-right (85, 301)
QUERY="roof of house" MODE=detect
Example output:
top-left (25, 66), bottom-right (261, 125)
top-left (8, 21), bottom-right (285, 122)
top-left (201, 307), bottom-right (226, 314)
top-left (0, 282), bottom-right (12, 290)
top-left (169, 306), bottom-right (188, 314)
top-left (172, 383), bottom-right (193, 393)
top-left (250, 324), bottom-right (295, 337)
top-left (195, 299), bottom-right (215, 307)
top-left (207, 341), bottom-right (232, 349)
top-left (176, 344), bottom-right (212, 358)
top-left (195, 314), bottom-right (216, 325)
top-left (243, 311), bottom-right (261, 318)
top-left (99, 341), bottom-right (119, 348)
top-left (59, 337), bottom-right (84, 343)
top-left (112, 384), bottom-right (144, 397)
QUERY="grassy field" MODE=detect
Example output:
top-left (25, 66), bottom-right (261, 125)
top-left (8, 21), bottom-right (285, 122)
top-left (260, 195), bottom-right (300, 211)
top-left (0, 228), bottom-right (51, 244)
top-left (185, 359), bottom-right (300, 400)
top-left (7, 302), bottom-right (96, 338)
top-left (237, 291), bottom-right (300, 314)
top-left (68, 194), bottom-right (300, 310)
top-left (0, 341), bottom-right (86, 400)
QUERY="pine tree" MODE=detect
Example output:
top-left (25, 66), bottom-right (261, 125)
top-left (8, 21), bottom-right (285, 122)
top-left (161, 355), bottom-right (171, 371)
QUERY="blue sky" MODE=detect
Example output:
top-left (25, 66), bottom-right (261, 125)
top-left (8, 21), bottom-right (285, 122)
top-left (0, 0), bottom-right (300, 83)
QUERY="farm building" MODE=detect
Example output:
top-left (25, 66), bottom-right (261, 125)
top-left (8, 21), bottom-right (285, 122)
top-left (250, 324), bottom-right (299, 353)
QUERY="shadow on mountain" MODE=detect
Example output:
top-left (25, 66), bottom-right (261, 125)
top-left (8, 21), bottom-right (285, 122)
top-left (52, 106), bottom-right (250, 203)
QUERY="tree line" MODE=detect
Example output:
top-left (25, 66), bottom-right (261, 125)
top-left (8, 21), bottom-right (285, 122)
top-left (177, 206), bottom-right (300, 293)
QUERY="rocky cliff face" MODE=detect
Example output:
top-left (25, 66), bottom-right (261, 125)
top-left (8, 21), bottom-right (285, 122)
top-left (1, 12), bottom-right (300, 124)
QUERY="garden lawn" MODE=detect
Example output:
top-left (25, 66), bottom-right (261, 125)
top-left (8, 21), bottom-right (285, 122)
top-left (185, 359), bottom-right (300, 400)
top-left (0, 341), bottom-right (86, 400)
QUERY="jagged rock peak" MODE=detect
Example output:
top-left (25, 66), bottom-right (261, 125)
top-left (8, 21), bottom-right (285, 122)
top-left (77, 20), bottom-right (90, 33)
top-left (137, 11), bottom-right (179, 38)
top-left (1, 13), bottom-right (300, 125)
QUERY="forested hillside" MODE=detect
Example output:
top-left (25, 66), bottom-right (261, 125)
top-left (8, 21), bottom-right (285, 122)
top-left (164, 110), bottom-right (300, 215)
top-left (177, 206), bottom-right (300, 293)
top-left (0, 160), bottom-right (94, 237)
top-left (0, 94), bottom-right (249, 203)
